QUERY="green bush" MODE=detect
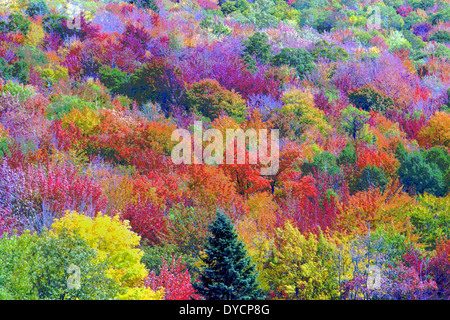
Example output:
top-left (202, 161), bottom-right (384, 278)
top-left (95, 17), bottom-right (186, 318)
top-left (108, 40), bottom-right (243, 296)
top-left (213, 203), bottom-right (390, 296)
top-left (423, 146), bottom-right (450, 187)
top-left (25, 1), bottom-right (50, 18)
top-left (408, 194), bottom-right (450, 251)
top-left (337, 141), bottom-right (357, 166)
top-left (211, 20), bottom-right (232, 36)
top-left (128, 58), bottom-right (184, 112)
top-left (1, 81), bottom-right (36, 102)
top-left (131, 0), bottom-right (159, 12)
top-left (315, 10), bottom-right (335, 33)
top-left (422, 146), bottom-right (450, 174)
top-left (185, 78), bottom-right (247, 122)
top-left (0, 230), bottom-right (119, 300)
top-left (387, 31), bottom-right (412, 52)
top-left (398, 151), bottom-right (447, 197)
top-left (430, 7), bottom-right (450, 25)
top-left (340, 106), bottom-right (371, 141)
top-left (433, 44), bottom-right (450, 60)
top-left (0, 55), bottom-right (30, 84)
top-left (271, 47), bottom-right (315, 79)
top-left (140, 242), bottom-right (198, 276)
top-left (42, 13), bottom-right (69, 37)
top-left (409, 0), bottom-right (435, 10)
top-left (312, 40), bottom-right (348, 62)
top-left (354, 165), bottom-right (389, 192)
top-left (0, 136), bottom-right (10, 158)
top-left (402, 30), bottom-right (425, 50)
top-left (98, 65), bottom-right (131, 97)
top-left (221, 1), bottom-right (238, 15)
top-left (354, 30), bottom-right (372, 46)
top-left (221, 0), bottom-right (249, 15)
top-left (17, 45), bottom-right (48, 68)
top-left (301, 151), bottom-right (341, 176)
top-left (0, 231), bottom-right (35, 299)
top-left (348, 84), bottom-right (394, 114)
top-left (379, 6), bottom-right (405, 30)
top-left (366, 226), bottom-right (415, 265)
top-left (402, 12), bottom-right (425, 30)
top-left (243, 53), bottom-right (258, 72)
top-left (428, 30), bottom-right (450, 44)
top-left (47, 95), bottom-right (97, 120)
top-left (242, 32), bottom-right (272, 64)
top-left (0, 13), bottom-right (31, 36)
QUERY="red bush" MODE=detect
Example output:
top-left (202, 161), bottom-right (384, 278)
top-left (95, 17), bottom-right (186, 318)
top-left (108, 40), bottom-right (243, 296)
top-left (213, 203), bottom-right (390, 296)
top-left (145, 257), bottom-right (203, 300)
top-left (121, 200), bottom-right (168, 245)
top-left (429, 239), bottom-right (450, 299)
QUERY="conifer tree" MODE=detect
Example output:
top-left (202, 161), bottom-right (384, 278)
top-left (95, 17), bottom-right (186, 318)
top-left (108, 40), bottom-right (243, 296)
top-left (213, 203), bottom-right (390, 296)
top-left (193, 211), bottom-right (263, 300)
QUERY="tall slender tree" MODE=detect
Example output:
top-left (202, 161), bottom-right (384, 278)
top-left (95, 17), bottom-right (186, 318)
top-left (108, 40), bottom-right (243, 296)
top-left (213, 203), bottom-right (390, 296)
top-left (193, 211), bottom-right (264, 300)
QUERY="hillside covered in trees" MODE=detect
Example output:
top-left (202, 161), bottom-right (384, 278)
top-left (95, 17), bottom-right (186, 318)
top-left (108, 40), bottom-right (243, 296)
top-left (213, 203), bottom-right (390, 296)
top-left (0, 0), bottom-right (449, 300)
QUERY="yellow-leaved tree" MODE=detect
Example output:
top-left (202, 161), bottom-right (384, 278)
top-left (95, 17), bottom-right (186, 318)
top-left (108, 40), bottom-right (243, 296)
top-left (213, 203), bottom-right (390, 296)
top-left (281, 89), bottom-right (331, 137)
top-left (51, 210), bottom-right (164, 300)
top-left (261, 221), bottom-right (339, 300)
top-left (236, 216), bottom-right (274, 293)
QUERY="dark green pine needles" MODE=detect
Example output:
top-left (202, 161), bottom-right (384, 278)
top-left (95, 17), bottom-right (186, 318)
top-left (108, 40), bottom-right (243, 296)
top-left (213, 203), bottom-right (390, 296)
top-left (193, 211), bottom-right (263, 300)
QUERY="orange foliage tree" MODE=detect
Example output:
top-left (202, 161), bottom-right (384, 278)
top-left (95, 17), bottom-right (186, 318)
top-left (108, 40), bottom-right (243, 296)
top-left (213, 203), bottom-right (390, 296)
top-left (417, 111), bottom-right (450, 148)
top-left (337, 180), bottom-right (415, 235)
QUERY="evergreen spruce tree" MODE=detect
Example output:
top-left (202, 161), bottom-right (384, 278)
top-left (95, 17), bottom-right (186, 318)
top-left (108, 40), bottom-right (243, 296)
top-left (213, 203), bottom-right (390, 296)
top-left (193, 211), bottom-right (263, 300)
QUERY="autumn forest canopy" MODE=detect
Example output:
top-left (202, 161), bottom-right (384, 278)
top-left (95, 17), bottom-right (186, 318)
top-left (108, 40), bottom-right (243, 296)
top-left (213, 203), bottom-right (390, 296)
top-left (0, 0), bottom-right (449, 301)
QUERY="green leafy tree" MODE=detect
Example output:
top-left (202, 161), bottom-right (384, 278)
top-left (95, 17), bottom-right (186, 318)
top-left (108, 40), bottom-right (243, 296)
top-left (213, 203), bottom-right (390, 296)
top-left (348, 84), bottom-right (394, 114)
top-left (193, 211), bottom-right (264, 300)
top-left (430, 7), bottom-right (450, 25)
top-left (185, 79), bottom-right (247, 122)
top-left (408, 193), bottom-right (450, 251)
top-left (271, 47), bottom-right (315, 79)
top-left (269, 0), bottom-right (299, 21)
top-left (354, 165), bottom-right (389, 192)
top-left (2, 13), bottom-right (31, 35)
top-left (312, 40), bottom-right (348, 62)
top-left (0, 230), bottom-right (119, 300)
top-left (337, 142), bottom-right (357, 166)
top-left (221, 1), bottom-right (238, 15)
top-left (99, 65), bottom-right (131, 97)
top-left (41, 13), bottom-right (69, 36)
top-left (387, 31), bottom-right (412, 52)
top-left (129, 57), bottom-right (184, 113)
top-left (46, 94), bottom-right (96, 120)
top-left (423, 146), bottom-right (450, 174)
top-left (25, 1), bottom-right (49, 18)
top-left (398, 151), bottom-right (447, 197)
top-left (402, 30), bottom-right (425, 50)
top-left (379, 6), bottom-right (405, 30)
top-left (242, 32), bottom-right (272, 64)
top-left (129, 0), bottom-right (159, 12)
top-left (409, 0), bottom-right (435, 10)
top-left (0, 53), bottom-right (30, 84)
top-left (301, 151), bottom-right (341, 177)
top-left (340, 106), bottom-right (370, 141)
top-left (29, 229), bottom-right (120, 300)
top-left (402, 12), bottom-right (425, 30)
top-left (428, 30), bottom-right (450, 44)
top-left (221, 0), bottom-right (249, 15)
